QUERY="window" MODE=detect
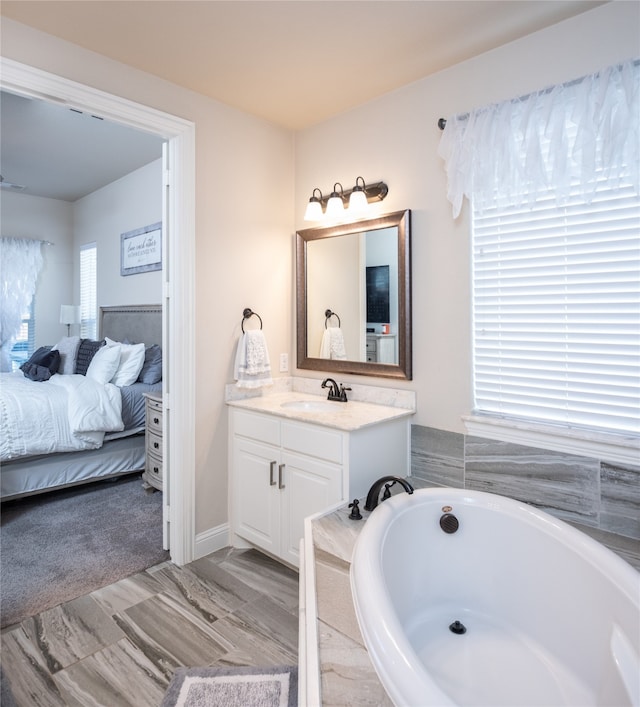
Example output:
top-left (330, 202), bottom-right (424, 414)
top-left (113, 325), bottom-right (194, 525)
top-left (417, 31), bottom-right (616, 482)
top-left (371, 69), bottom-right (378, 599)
top-left (80, 243), bottom-right (97, 339)
top-left (472, 173), bottom-right (640, 438)
top-left (9, 299), bottom-right (35, 370)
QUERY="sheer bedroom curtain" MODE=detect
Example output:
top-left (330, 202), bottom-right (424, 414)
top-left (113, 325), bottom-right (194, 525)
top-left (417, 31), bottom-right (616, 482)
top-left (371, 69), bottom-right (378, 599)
top-left (437, 58), bottom-right (639, 218)
top-left (0, 237), bottom-right (44, 371)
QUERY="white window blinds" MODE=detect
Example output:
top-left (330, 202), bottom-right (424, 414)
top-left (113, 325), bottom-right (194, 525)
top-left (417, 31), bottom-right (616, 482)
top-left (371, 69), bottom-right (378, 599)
top-left (80, 243), bottom-right (97, 339)
top-left (472, 176), bottom-right (640, 436)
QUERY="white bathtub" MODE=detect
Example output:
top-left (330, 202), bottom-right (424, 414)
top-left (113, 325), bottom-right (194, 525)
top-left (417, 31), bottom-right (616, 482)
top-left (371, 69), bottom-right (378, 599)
top-left (351, 488), bottom-right (640, 707)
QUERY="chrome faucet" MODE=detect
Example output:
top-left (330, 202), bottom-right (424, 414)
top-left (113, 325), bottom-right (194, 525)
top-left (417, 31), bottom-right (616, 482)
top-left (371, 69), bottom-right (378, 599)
top-left (364, 475), bottom-right (414, 511)
top-left (321, 377), bottom-right (350, 402)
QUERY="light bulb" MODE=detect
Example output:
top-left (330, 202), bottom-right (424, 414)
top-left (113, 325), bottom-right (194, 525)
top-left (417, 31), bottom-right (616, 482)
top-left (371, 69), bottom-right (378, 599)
top-left (303, 188), bottom-right (324, 221)
top-left (348, 188), bottom-right (368, 215)
top-left (304, 199), bottom-right (323, 221)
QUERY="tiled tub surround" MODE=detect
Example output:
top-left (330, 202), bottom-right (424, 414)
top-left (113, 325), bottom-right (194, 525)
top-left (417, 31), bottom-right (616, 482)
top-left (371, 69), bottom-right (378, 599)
top-left (411, 425), bottom-right (640, 543)
top-left (305, 476), bottom-right (639, 707)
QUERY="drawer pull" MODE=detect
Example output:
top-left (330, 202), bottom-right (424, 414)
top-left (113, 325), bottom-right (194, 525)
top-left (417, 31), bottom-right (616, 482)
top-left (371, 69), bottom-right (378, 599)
top-left (153, 417), bottom-right (160, 424)
top-left (269, 461), bottom-right (277, 486)
top-left (278, 463), bottom-right (285, 490)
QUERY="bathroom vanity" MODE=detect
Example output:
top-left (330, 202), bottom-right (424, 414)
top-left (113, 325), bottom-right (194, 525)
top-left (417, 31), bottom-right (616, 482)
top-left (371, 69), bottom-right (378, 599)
top-left (227, 390), bottom-right (414, 568)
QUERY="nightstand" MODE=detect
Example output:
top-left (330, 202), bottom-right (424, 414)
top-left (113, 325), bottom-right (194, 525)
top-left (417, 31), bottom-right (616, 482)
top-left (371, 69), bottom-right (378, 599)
top-left (142, 392), bottom-right (163, 492)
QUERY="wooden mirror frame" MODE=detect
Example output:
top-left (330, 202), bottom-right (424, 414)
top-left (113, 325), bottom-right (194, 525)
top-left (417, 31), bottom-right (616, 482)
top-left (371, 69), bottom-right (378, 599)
top-left (296, 209), bottom-right (412, 380)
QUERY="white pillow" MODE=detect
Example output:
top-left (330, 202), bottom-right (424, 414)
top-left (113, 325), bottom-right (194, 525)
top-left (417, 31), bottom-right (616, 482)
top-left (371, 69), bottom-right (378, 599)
top-left (86, 344), bottom-right (121, 384)
top-left (52, 336), bottom-right (81, 375)
top-left (105, 337), bottom-right (146, 387)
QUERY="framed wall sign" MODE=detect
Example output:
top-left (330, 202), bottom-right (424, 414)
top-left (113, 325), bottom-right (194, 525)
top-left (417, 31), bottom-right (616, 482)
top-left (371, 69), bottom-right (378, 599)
top-left (121, 222), bottom-right (162, 276)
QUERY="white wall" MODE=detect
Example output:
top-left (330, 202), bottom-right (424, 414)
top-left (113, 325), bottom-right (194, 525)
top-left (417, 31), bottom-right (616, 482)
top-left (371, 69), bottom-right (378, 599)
top-left (295, 1), bottom-right (640, 434)
top-left (0, 190), bottom-right (73, 346)
top-left (1, 17), bottom-right (294, 537)
top-left (73, 159), bottom-right (163, 308)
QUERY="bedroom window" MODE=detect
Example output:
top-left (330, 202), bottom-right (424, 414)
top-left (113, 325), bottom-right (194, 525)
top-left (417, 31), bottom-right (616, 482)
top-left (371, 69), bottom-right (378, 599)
top-left (80, 243), bottom-right (97, 339)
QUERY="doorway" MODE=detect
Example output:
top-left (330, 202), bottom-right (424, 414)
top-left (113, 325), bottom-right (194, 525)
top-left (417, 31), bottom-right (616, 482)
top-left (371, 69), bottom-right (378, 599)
top-left (0, 57), bottom-right (196, 565)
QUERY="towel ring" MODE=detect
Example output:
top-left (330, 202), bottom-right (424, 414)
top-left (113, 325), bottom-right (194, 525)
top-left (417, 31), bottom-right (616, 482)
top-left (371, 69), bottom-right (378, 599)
top-left (241, 308), bottom-right (263, 333)
top-left (324, 309), bottom-right (341, 329)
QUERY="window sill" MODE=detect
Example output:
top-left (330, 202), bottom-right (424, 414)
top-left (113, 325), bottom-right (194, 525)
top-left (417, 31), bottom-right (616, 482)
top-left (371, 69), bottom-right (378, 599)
top-left (462, 415), bottom-right (639, 467)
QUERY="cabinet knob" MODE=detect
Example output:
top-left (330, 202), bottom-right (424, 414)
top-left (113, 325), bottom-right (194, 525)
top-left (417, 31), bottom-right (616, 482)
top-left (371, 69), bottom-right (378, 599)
top-left (153, 417), bottom-right (160, 424)
top-left (153, 442), bottom-right (159, 449)
top-left (153, 467), bottom-right (159, 474)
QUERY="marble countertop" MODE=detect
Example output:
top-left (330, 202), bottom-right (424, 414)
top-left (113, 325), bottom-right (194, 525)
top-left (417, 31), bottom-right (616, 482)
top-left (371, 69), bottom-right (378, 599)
top-left (226, 391), bottom-right (414, 432)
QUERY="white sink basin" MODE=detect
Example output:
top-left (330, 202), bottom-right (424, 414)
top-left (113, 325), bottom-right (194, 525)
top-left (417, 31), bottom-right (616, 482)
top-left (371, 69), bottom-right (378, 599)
top-left (280, 399), bottom-right (340, 413)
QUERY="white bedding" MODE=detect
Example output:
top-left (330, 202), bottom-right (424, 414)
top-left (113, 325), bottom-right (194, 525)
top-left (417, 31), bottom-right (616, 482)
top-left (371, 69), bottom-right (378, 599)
top-left (0, 371), bottom-right (123, 461)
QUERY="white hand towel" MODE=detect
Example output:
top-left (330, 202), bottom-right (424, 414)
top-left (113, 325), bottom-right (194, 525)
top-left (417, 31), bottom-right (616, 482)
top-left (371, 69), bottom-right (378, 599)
top-left (234, 330), bottom-right (273, 388)
top-left (319, 326), bottom-right (347, 360)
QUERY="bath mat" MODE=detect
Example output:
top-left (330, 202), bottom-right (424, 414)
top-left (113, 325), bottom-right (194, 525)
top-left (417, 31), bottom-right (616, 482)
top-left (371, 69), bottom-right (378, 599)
top-left (160, 664), bottom-right (298, 707)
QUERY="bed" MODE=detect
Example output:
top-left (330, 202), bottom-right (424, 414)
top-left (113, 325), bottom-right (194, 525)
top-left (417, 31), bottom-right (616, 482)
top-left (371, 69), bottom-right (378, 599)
top-left (0, 304), bottom-right (162, 500)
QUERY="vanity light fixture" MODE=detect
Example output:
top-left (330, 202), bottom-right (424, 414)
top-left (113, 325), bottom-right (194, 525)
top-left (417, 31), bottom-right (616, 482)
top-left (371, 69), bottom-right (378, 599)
top-left (303, 177), bottom-right (388, 221)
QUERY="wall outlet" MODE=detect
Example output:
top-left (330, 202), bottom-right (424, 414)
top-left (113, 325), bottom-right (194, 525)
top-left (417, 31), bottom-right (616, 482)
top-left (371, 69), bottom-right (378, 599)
top-left (279, 353), bottom-right (288, 372)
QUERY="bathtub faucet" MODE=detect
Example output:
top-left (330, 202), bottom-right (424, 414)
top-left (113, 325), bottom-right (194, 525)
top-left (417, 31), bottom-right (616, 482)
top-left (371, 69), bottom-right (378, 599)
top-left (364, 476), bottom-right (414, 511)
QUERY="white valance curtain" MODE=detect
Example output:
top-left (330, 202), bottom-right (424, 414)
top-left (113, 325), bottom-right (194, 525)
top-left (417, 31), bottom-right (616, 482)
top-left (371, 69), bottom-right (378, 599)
top-left (438, 59), bottom-right (640, 218)
top-left (0, 237), bottom-right (44, 371)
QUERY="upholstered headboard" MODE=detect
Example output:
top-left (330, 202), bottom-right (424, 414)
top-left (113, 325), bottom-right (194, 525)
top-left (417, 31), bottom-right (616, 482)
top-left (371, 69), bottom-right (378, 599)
top-left (99, 305), bottom-right (162, 346)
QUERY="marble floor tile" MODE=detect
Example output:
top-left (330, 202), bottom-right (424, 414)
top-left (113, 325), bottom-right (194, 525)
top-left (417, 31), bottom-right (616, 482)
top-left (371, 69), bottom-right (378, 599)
top-left (207, 595), bottom-right (299, 666)
top-left (21, 595), bottom-right (125, 672)
top-left (90, 571), bottom-right (165, 616)
top-left (1, 548), bottom-right (299, 707)
top-left (112, 591), bottom-right (228, 677)
top-left (152, 557), bottom-right (261, 622)
top-left (53, 638), bottom-right (167, 707)
top-left (1, 626), bottom-right (68, 707)
top-left (218, 548), bottom-right (299, 613)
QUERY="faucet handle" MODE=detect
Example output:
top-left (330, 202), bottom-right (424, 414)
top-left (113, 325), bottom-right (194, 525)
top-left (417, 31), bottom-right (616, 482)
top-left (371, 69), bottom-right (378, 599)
top-left (348, 499), bottom-right (362, 520)
top-left (339, 384), bottom-right (351, 402)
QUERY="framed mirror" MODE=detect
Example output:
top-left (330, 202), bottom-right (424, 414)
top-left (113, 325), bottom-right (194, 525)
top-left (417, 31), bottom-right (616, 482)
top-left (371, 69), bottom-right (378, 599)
top-left (296, 209), bottom-right (412, 380)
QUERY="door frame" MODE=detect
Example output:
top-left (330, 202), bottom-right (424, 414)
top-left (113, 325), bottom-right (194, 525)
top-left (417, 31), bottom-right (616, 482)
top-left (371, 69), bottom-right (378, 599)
top-left (0, 57), bottom-right (196, 565)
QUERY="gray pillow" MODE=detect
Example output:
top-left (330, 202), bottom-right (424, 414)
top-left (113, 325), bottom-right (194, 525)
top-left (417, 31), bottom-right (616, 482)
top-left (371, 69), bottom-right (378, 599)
top-left (137, 344), bottom-right (162, 384)
top-left (52, 336), bottom-right (81, 375)
top-left (75, 339), bottom-right (105, 376)
top-left (20, 346), bottom-right (60, 381)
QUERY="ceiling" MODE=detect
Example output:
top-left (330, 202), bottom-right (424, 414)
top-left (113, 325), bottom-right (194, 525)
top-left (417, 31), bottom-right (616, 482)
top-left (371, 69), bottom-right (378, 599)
top-left (0, 0), bottom-right (606, 201)
top-left (1, 91), bottom-right (164, 202)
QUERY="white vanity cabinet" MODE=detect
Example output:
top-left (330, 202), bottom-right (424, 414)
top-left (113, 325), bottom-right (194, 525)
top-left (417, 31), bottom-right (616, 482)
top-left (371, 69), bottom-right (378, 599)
top-left (229, 405), bottom-right (410, 568)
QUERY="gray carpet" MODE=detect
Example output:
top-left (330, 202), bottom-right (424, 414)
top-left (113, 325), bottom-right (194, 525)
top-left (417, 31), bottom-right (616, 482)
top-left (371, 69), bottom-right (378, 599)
top-left (0, 473), bottom-right (169, 628)
top-left (161, 665), bottom-right (298, 707)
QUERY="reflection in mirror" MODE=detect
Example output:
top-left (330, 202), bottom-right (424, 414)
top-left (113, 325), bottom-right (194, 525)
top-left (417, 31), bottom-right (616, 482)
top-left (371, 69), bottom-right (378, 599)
top-left (297, 210), bottom-right (411, 380)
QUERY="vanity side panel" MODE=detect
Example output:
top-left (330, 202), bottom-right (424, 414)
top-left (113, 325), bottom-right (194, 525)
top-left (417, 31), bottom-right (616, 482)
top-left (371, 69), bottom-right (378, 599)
top-left (348, 418), bottom-right (410, 500)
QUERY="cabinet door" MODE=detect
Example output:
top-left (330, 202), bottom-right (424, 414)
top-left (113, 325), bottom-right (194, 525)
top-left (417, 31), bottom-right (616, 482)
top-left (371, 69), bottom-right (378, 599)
top-left (233, 438), bottom-right (280, 556)
top-left (280, 451), bottom-right (343, 566)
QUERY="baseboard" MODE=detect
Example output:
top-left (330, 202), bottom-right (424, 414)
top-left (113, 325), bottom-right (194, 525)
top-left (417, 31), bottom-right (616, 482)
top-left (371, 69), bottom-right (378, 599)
top-left (194, 522), bottom-right (230, 560)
